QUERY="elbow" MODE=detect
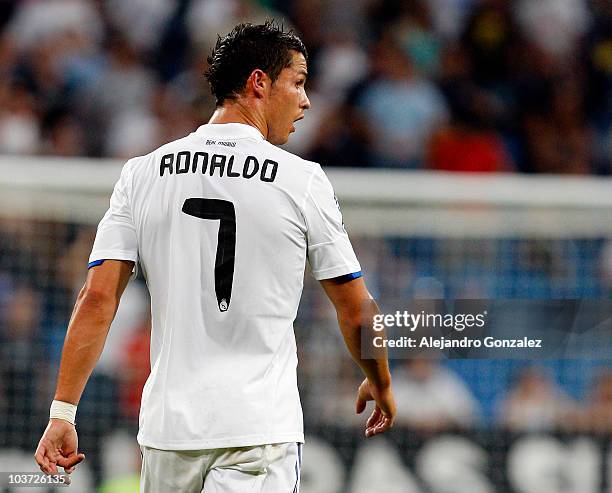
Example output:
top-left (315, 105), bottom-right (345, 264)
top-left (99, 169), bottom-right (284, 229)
top-left (77, 285), bottom-right (117, 313)
top-left (336, 296), bottom-right (378, 330)
top-left (338, 310), bottom-right (363, 333)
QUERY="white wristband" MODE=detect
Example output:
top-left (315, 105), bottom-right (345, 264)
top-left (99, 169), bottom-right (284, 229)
top-left (50, 400), bottom-right (77, 425)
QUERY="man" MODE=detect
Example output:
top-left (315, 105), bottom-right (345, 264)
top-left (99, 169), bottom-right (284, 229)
top-left (34, 21), bottom-right (396, 492)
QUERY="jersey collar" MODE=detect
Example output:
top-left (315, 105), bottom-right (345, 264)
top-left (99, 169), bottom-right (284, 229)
top-left (195, 123), bottom-right (265, 141)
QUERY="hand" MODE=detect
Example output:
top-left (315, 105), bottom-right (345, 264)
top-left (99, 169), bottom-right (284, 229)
top-left (34, 419), bottom-right (85, 476)
top-left (355, 378), bottom-right (396, 437)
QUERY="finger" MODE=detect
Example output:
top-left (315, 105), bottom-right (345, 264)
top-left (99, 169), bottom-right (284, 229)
top-left (366, 414), bottom-right (386, 437)
top-left (38, 461), bottom-right (50, 475)
top-left (366, 407), bottom-right (381, 428)
top-left (34, 448), bottom-right (45, 468)
top-left (378, 412), bottom-right (394, 429)
top-left (63, 454), bottom-right (84, 473)
top-left (365, 413), bottom-right (383, 437)
top-left (367, 416), bottom-right (393, 437)
top-left (355, 395), bottom-right (366, 414)
top-left (355, 383), bottom-right (370, 414)
top-left (35, 448), bottom-right (53, 475)
top-left (365, 419), bottom-right (382, 437)
top-left (58, 453), bottom-right (85, 469)
top-left (375, 417), bottom-right (391, 433)
top-left (366, 424), bottom-right (381, 437)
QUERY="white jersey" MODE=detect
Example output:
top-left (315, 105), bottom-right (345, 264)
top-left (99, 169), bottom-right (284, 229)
top-left (89, 123), bottom-right (361, 450)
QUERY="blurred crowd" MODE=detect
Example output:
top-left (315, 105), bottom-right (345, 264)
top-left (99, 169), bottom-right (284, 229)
top-left (297, 266), bottom-right (612, 435)
top-left (0, 0), bottom-right (610, 172)
top-left (1, 0), bottom-right (611, 489)
top-left (0, 227), bottom-right (611, 489)
top-left (1, 229), bottom-right (611, 437)
top-left (1, 225), bottom-right (610, 469)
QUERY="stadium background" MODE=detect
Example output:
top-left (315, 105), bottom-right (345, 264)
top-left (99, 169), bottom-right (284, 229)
top-left (0, 0), bottom-right (611, 491)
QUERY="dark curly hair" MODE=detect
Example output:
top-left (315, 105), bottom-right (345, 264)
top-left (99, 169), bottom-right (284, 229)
top-left (205, 21), bottom-right (308, 106)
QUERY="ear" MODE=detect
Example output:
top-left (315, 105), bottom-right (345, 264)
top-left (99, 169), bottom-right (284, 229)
top-left (247, 69), bottom-right (268, 99)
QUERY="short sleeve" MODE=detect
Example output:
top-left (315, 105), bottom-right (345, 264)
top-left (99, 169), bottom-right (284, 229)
top-left (303, 165), bottom-right (361, 280)
top-left (89, 161), bottom-right (139, 268)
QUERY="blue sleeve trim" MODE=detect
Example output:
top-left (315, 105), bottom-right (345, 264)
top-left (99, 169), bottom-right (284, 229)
top-left (333, 271), bottom-right (363, 283)
top-left (88, 259), bottom-right (105, 269)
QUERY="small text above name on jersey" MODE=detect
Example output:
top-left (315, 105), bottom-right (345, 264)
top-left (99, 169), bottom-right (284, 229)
top-left (160, 151), bottom-right (278, 183)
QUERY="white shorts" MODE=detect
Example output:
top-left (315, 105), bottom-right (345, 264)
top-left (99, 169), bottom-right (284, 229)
top-left (140, 442), bottom-right (302, 493)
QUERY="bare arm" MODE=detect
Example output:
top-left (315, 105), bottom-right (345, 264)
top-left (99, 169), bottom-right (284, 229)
top-left (35, 259), bottom-right (133, 475)
top-left (320, 277), bottom-right (396, 436)
top-left (320, 277), bottom-right (390, 387)
top-left (55, 260), bottom-right (133, 404)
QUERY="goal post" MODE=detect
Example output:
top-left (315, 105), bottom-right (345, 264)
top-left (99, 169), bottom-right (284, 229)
top-left (2, 155), bottom-right (612, 237)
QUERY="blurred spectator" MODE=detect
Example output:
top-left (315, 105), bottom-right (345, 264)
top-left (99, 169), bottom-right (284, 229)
top-left (314, 33), bottom-right (369, 103)
top-left (186, 0), bottom-right (284, 48)
top-left (427, 123), bottom-right (510, 172)
top-left (0, 285), bottom-right (50, 450)
top-left (573, 369), bottom-right (612, 434)
top-left (514, 0), bottom-right (591, 60)
top-left (0, 0), bottom-right (607, 173)
top-left (599, 240), bottom-right (612, 289)
top-left (0, 82), bottom-right (40, 155)
top-left (521, 74), bottom-right (594, 174)
top-left (392, 359), bottom-right (481, 431)
top-left (7, 0), bottom-right (103, 52)
top-left (0, 34), bottom-right (17, 76)
top-left (291, 30), bottom-right (370, 160)
top-left (119, 319), bottom-right (151, 425)
top-left (82, 35), bottom-right (159, 157)
top-left (353, 34), bottom-right (448, 168)
top-left (9, 1), bottom-right (104, 121)
top-left (461, 0), bottom-right (516, 85)
top-left (42, 113), bottom-right (87, 156)
top-left (496, 366), bottom-right (576, 432)
top-left (166, 48), bottom-right (216, 113)
top-left (584, 2), bottom-right (612, 173)
top-left (390, 1), bottom-right (443, 78)
top-left (105, 0), bottom-right (175, 54)
top-left (153, 86), bottom-right (203, 149)
top-left (315, 357), bottom-right (366, 427)
top-left (105, 109), bottom-right (162, 159)
top-left (303, 99), bottom-right (373, 167)
top-left (425, 0), bottom-right (475, 41)
top-left (428, 45), bottom-right (512, 172)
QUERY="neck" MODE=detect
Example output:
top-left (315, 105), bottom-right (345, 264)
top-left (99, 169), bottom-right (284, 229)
top-left (208, 100), bottom-right (268, 140)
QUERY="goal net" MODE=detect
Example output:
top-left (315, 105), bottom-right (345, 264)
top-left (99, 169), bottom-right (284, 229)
top-left (0, 156), bottom-right (610, 492)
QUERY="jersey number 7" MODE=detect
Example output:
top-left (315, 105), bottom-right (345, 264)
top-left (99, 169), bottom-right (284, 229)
top-left (182, 198), bottom-right (236, 312)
